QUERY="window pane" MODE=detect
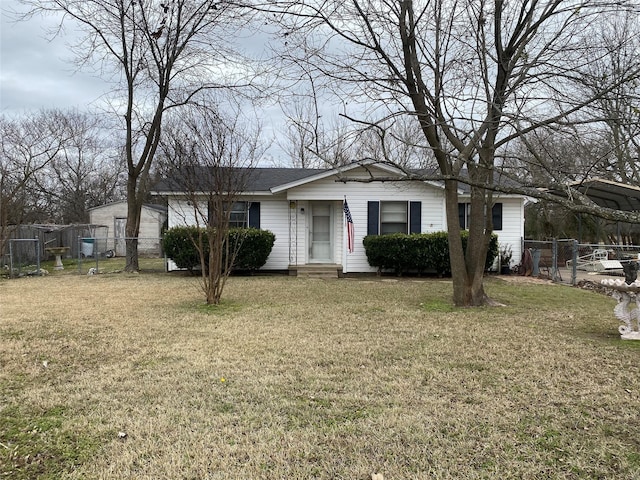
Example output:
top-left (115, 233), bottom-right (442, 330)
top-left (380, 223), bottom-right (407, 235)
top-left (458, 203), bottom-right (471, 230)
top-left (313, 216), bottom-right (330, 241)
top-left (228, 202), bottom-right (247, 228)
top-left (380, 201), bottom-right (407, 234)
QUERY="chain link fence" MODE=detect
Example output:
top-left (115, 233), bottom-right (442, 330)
top-left (76, 237), bottom-right (166, 274)
top-left (523, 239), bottom-right (639, 285)
top-left (521, 240), bottom-right (562, 282)
top-left (4, 239), bottom-right (42, 277)
top-left (6, 233), bottom-right (638, 282)
top-left (2, 237), bottom-right (166, 277)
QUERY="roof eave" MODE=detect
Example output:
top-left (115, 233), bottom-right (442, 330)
top-left (270, 160), bottom-right (409, 193)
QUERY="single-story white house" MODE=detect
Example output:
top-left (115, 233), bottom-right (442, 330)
top-left (154, 161), bottom-right (525, 274)
top-left (88, 201), bottom-right (167, 256)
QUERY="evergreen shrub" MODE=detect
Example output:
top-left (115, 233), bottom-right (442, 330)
top-left (162, 227), bottom-right (275, 272)
top-left (363, 231), bottom-right (499, 276)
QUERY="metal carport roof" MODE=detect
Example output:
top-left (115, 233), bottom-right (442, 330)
top-left (556, 178), bottom-right (640, 212)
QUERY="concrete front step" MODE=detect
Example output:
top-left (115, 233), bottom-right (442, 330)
top-left (291, 264), bottom-right (342, 279)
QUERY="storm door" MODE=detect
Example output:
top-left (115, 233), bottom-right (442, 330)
top-left (309, 202), bottom-right (333, 263)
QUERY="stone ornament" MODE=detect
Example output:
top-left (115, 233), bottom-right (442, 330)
top-left (601, 278), bottom-right (640, 340)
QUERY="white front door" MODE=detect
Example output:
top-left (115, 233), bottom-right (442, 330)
top-left (309, 202), bottom-right (333, 263)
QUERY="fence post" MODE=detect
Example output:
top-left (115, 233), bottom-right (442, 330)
top-left (551, 239), bottom-right (559, 282)
top-left (9, 240), bottom-right (14, 279)
top-left (571, 239), bottom-right (578, 286)
top-left (35, 238), bottom-right (41, 275)
top-left (94, 238), bottom-right (99, 272)
top-left (78, 237), bottom-right (82, 274)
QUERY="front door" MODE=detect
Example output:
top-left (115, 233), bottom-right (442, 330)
top-left (309, 202), bottom-right (333, 263)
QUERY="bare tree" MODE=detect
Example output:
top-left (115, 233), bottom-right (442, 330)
top-left (35, 110), bottom-right (123, 223)
top-left (278, 97), bottom-right (324, 168)
top-left (18, 0), bottom-right (261, 271)
top-left (262, 0), bottom-right (640, 306)
top-left (0, 111), bottom-right (66, 256)
top-left (503, 13), bottom-right (640, 243)
top-left (278, 95), bottom-right (364, 168)
top-left (161, 104), bottom-right (264, 304)
top-left (580, 12), bottom-right (640, 184)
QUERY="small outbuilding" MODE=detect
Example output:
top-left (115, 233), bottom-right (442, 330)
top-left (88, 201), bottom-right (167, 256)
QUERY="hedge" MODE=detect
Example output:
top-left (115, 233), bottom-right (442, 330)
top-left (230, 228), bottom-right (276, 271)
top-left (362, 231), bottom-right (499, 276)
top-left (162, 226), bottom-right (275, 272)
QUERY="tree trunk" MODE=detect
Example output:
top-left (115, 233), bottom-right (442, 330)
top-left (444, 179), bottom-right (494, 307)
top-left (206, 228), bottom-right (223, 305)
top-left (125, 235), bottom-right (139, 272)
top-left (124, 179), bottom-right (142, 272)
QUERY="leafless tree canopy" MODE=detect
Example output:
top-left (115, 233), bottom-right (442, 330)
top-left (0, 110), bottom-right (124, 256)
top-left (160, 103), bottom-right (264, 304)
top-left (259, 0), bottom-right (640, 305)
top-left (17, 0), bottom-right (267, 271)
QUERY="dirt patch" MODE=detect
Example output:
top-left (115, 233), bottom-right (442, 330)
top-left (497, 275), bottom-right (619, 297)
top-left (575, 279), bottom-right (619, 296)
top-left (494, 274), bottom-right (553, 285)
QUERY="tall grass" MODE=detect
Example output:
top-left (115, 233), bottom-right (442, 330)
top-left (1, 274), bottom-right (638, 479)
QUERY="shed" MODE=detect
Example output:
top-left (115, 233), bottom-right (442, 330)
top-left (88, 201), bottom-right (167, 256)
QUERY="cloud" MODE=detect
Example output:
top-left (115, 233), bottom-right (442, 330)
top-left (0, 1), bottom-right (109, 113)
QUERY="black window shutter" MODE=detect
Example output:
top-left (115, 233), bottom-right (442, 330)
top-left (409, 201), bottom-right (421, 234)
top-left (367, 201), bottom-right (379, 235)
top-left (248, 202), bottom-right (260, 229)
top-left (458, 203), bottom-right (466, 229)
top-left (492, 203), bottom-right (503, 231)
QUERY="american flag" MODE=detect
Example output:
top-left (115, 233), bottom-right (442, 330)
top-left (343, 199), bottom-right (354, 253)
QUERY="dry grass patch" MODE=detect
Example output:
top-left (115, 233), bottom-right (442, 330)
top-left (1, 274), bottom-right (639, 479)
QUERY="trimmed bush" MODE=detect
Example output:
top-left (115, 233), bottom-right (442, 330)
top-left (162, 227), bottom-right (275, 272)
top-left (229, 228), bottom-right (276, 271)
top-left (162, 226), bottom-right (203, 272)
top-left (363, 231), bottom-right (499, 276)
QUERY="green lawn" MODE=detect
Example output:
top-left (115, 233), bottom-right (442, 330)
top-left (1, 274), bottom-right (638, 479)
top-left (11, 256), bottom-right (168, 276)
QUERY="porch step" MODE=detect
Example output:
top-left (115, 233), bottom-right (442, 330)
top-left (293, 264), bottom-right (342, 279)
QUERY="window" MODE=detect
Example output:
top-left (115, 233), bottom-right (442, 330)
top-left (458, 203), bottom-right (471, 230)
top-left (380, 201), bottom-right (408, 234)
top-left (458, 202), bottom-right (503, 231)
top-left (367, 201), bottom-right (421, 235)
top-left (209, 201), bottom-right (253, 228)
top-left (228, 202), bottom-right (248, 228)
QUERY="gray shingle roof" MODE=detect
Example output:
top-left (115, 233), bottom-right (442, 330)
top-left (153, 167), bottom-right (328, 193)
top-left (153, 164), bottom-right (521, 195)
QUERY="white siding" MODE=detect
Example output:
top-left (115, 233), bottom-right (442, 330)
top-left (259, 196), bottom-right (293, 270)
top-left (167, 195), bottom-right (293, 270)
top-left (495, 197), bottom-right (524, 267)
top-left (448, 196), bottom-right (525, 269)
top-left (286, 167), bottom-right (446, 273)
top-left (294, 201), bottom-right (307, 266)
top-left (167, 199), bottom-right (205, 227)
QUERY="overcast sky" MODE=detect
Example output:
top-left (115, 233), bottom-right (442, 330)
top-left (0, 2), bottom-right (359, 166)
top-left (0, 1), bottom-right (113, 114)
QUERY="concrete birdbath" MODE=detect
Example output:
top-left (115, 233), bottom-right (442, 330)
top-left (602, 264), bottom-right (640, 340)
top-left (45, 246), bottom-right (70, 270)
